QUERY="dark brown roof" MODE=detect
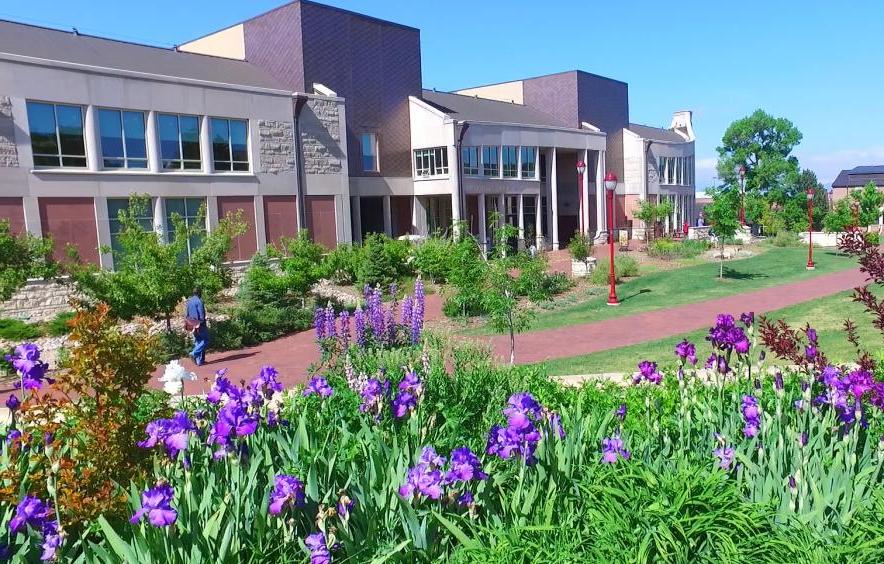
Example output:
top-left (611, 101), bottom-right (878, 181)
top-left (421, 89), bottom-right (570, 128)
top-left (628, 123), bottom-right (687, 143)
top-left (0, 19), bottom-right (288, 91)
top-left (831, 166), bottom-right (884, 188)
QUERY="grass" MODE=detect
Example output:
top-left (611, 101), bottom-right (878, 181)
top-left (524, 246), bottom-right (857, 333)
top-left (539, 289), bottom-right (879, 376)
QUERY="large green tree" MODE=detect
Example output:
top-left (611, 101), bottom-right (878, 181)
top-left (716, 109), bottom-right (802, 196)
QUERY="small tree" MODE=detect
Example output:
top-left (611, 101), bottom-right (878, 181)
top-left (278, 230), bottom-right (326, 301)
top-left (854, 182), bottom-right (884, 227)
top-left (0, 220), bottom-right (57, 301)
top-left (568, 231), bottom-right (593, 269)
top-left (705, 189), bottom-right (741, 279)
top-left (483, 222), bottom-right (533, 365)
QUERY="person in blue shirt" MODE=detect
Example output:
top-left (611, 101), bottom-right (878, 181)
top-left (185, 287), bottom-right (209, 366)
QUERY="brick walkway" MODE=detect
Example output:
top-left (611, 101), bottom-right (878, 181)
top-left (148, 266), bottom-right (867, 393)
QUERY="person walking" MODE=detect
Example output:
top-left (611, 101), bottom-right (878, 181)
top-left (185, 288), bottom-right (209, 366)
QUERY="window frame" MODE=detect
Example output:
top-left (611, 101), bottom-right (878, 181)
top-left (97, 108), bottom-right (148, 170)
top-left (413, 146), bottom-right (449, 178)
top-left (502, 146), bottom-right (518, 178)
top-left (157, 113), bottom-right (202, 171)
top-left (520, 146), bottom-right (537, 179)
top-left (462, 146), bottom-right (480, 176)
top-left (360, 133), bottom-right (379, 172)
top-left (210, 117), bottom-right (250, 173)
top-left (26, 100), bottom-right (87, 168)
top-left (482, 145), bottom-right (499, 178)
top-left (107, 198), bottom-right (155, 258)
top-left (164, 197), bottom-right (208, 260)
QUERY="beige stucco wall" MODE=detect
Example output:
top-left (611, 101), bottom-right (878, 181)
top-left (455, 81), bottom-right (524, 104)
top-left (178, 24), bottom-right (246, 60)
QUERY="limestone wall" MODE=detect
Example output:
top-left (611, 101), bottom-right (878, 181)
top-left (0, 95), bottom-right (19, 168)
top-left (0, 280), bottom-right (77, 323)
top-left (258, 120), bottom-right (297, 174)
top-left (300, 98), bottom-right (343, 174)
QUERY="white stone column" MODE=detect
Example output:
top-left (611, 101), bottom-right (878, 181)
top-left (535, 194), bottom-right (542, 249)
top-left (413, 196), bottom-right (426, 237)
top-left (84, 105), bottom-right (101, 171)
top-left (22, 197), bottom-right (42, 238)
top-left (146, 111), bottom-right (162, 172)
top-left (478, 194), bottom-right (487, 255)
top-left (93, 196), bottom-right (113, 269)
top-left (582, 148), bottom-right (590, 236)
top-left (340, 193), bottom-right (353, 243)
top-left (254, 195), bottom-right (267, 252)
top-left (550, 148), bottom-right (559, 250)
top-left (450, 190), bottom-right (461, 236)
top-left (517, 193), bottom-right (525, 243)
top-left (200, 116), bottom-right (213, 174)
top-left (382, 195), bottom-right (392, 237)
top-left (596, 150), bottom-right (606, 240)
top-left (153, 197), bottom-right (166, 240)
top-left (352, 196), bottom-right (363, 243)
top-left (206, 196), bottom-right (219, 232)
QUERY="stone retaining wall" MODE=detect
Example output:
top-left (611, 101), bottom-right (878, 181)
top-left (0, 280), bottom-right (78, 323)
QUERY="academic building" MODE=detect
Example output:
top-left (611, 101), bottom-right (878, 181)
top-left (0, 0), bottom-right (696, 266)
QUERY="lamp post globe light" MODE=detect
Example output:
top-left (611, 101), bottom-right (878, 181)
top-left (604, 171), bottom-right (619, 306)
top-left (576, 160), bottom-right (586, 234)
top-left (735, 164), bottom-right (747, 226)
top-left (806, 188), bottom-right (815, 270)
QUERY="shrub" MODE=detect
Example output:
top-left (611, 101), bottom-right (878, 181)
top-left (413, 237), bottom-right (452, 283)
top-left (358, 233), bottom-right (395, 288)
top-left (590, 256), bottom-right (639, 284)
top-left (678, 239), bottom-right (710, 258)
top-left (384, 236), bottom-right (415, 280)
top-left (865, 231), bottom-right (880, 246)
top-left (279, 230), bottom-right (326, 298)
top-left (647, 237), bottom-right (680, 260)
top-left (0, 317), bottom-right (41, 341)
top-left (155, 329), bottom-right (191, 363)
top-left (443, 237), bottom-right (488, 317)
top-left (515, 257), bottom-right (572, 302)
top-left (320, 244), bottom-right (362, 284)
top-left (568, 232), bottom-right (593, 263)
top-left (44, 311), bottom-right (76, 337)
top-left (771, 230), bottom-right (802, 247)
top-left (0, 219), bottom-right (57, 302)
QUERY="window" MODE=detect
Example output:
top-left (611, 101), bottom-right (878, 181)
top-left (482, 146), bottom-right (499, 177)
top-left (360, 133), bottom-right (378, 172)
top-left (520, 146), bottom-right (536, 179)
top-left (26, 101), bottom-right (86, 167)
top-left (211, 118), bottom-right (249, 172)
top-left (502, 146), bottom-right (518, 178)
top-left (413, 147), bottom-right (448, 177)
top-left (164, 197), bottom-right (206, 259)
top-left (505, 195), bottom-right (519, 225)
top-left (462, 146), bottom-right (479, 176)
top-left (158, 114), bottom-right (201, 170)
top-left (656, 156), bottom-right (694, 186)
top-left (98, 109), bottom-right (147, 169)
top-left (523, 195), bottom-right (537, 241)
top-left (107, 198), bottom-right (154, 257)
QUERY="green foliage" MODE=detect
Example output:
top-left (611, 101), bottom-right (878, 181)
top-left (413, 237), bottom-right (454, 283)
top-left (319, 243), bottom-right (362, 285)
top-left (484, 258), bottom-right (534, 364)
top-left (854, 182), bottom-right (884, 227)
top-left (706, 188), bottom-right (742, 279)
top-left (155, 328), bottom-right (191, 363)
top-left (589, 255), bottom-right (640, 284)
top-left (0, 317), bottom-right (41, 340)
top-left (646, 237), bottom-right (708, 260)
top-left (443, 237), bottom-right (488, 317)
top-left (567, 231), bottom-right (593, 263)
top-left (823, 198), bottom-right (854, 232)
top-left (716, 109), bottom-right (802, 195)
top-left (66, 195), bottom-right (245, 330)
top-left (356, 233), bottom-right (414, 289)
top-left (770, 230), bottom-right (802, 248)
top-left (515, 256), bottom-right (571, 303)
top-left (866, 231), bottom-right (880, 246)
top-left (0, 219), bottom-right (57, 302)
top-left (278, 230), bottom-right (326, 297)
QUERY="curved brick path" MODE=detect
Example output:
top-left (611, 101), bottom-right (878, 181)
top-left (150, 266), bottom-right (867, 393)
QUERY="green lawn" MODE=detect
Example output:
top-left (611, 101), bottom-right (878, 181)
top-left (525, 246), bottom-right (856, 333)
top-left (538, 289), bottom-right (880, 376)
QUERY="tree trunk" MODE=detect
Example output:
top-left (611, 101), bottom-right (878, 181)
top-left (719, 241), bottom-right (724, 279)
top-left (507, 309), bottom-right (515, 365)
top-left (165, 313), bottom-right (172, 333)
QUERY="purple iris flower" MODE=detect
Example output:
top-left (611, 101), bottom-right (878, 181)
top-left (337, 496), bottom-right (355, 519)
top-left (487, 393), bottom-right (561, 465)
top-left (740, 312), bottom-right (754, 327)
top-left (799, 432), bottom-right (808, 447)
top-left (392, 370), bottom-right (423, 418)
top-left (6, 429), bottom-right (22, 444)
top-left (706, 314), bottom-right (750, 355)
top-left (806, 327), bottom-right (817, 344)
top-left (774, 371), bottom-right (784, 391)
top-left (6, 343), bottom-right (52, 391)
top-left (5, 394), bottom-right (20, 411)
top-left (130, 484), bottom-right (177, 527)
top-left (457, 491), bottom-right (474, 507)
top-left (305, 532), bottom-right (331, 564)
top-left (504, 393), bottom-right (542, 419)
top-left (8, 495), bottom-right (53, 535)
top-left (674, 340), bottom-right (697, 365)
top-left (399, 447), bottom-right (445, 500)
top-left (636, 361), bottom-right (662, 385)
top-left (359, 378), bottom-right (389, 420)
top-left (412, 277), bottom-right (425, 344)
top-left (805, 345), bottom-right (817, 361)
top-left (445, 447), bottom-right (487, 483)
top-left (137, 411), bottom-right (196, 459)
top-left (208, 401), bottom-right (258, 456)
top-left (268, 474), bottom-right (306, 516)
top-left (250, 365), bottom-right (283, 398)
top-left (600, 435), bottom-right (631, 464)
top-left (40, 520), bottom-right (63, 561)
top-left (303, 376), bottom-right (334, 398)
top-left (844, 369), bottom-right (874, 400)
top-left (313, 308), bottom-right (326, 341)
top-left (741, 395), bottom-right (761, 438)
top-left (713, 446), bottom-right (735, 470)
top-left (734, 339), bottom-right (750, 355)
top-left (820, 365), bottom-right (841, 387)
top-left (206, 375), bottom-right (242, 405)
top-left (615, 404), bottom-right (627, 421)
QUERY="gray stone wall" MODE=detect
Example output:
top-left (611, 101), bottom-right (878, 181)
top-left (258, 120), bottom-right (297, 174)
top-left (0, 280), bottom-right (77, 323)
top-left (301, 98), bottom-right (342, 174)
top-left (0, 96), bottom-right (19, 168)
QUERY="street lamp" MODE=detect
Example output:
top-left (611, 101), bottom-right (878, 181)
top-left (734, 164), bottom-right (746, 225)
top-left (604, 171), bottom-right (619, 306)
top-left (576, 160), bottom-right (586, 234)
top-left (805, 188), bottom-right (815, 270)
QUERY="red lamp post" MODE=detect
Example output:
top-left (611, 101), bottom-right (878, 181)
top-left (735, 164), bottom-right (747, 225)
top-left (805, 188), bottom-right (815, 270)
top-left (576, 160), bottom-right (586, 234)
top-left (604, 171), bottom-right (619, 306)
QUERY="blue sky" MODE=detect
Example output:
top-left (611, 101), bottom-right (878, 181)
top-left (3, 0), bottom-right (883, 190)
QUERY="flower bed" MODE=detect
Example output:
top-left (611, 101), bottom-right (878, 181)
top-left (2, 274), bottom-right (884, 560)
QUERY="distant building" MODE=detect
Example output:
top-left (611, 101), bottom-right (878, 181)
top-left (0, 0), bottom-right (696, 266)
top-left (831, 166), bottom-right (884, 204)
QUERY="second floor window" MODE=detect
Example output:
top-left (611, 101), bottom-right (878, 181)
top-left (211, 118), bottom-right (249, 172)
top-left (462, 146), bottom-right (479, 175)
top-left (98, 109), bottom-right (147, 169)
top-left (414, 147), bottom-right (448, 177)
top-left (26, 101), bottom-right (86, 168)
top-left (360, 133), bottom-right (378, 172)
top-left (502, 146), bottom-right (518, 178)
top-left (158, 114), bottom-right (201, 170)
top-left (520, 147), bottom-right (537, 178)
top-left (482, 146), bottom-right (498, 177)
